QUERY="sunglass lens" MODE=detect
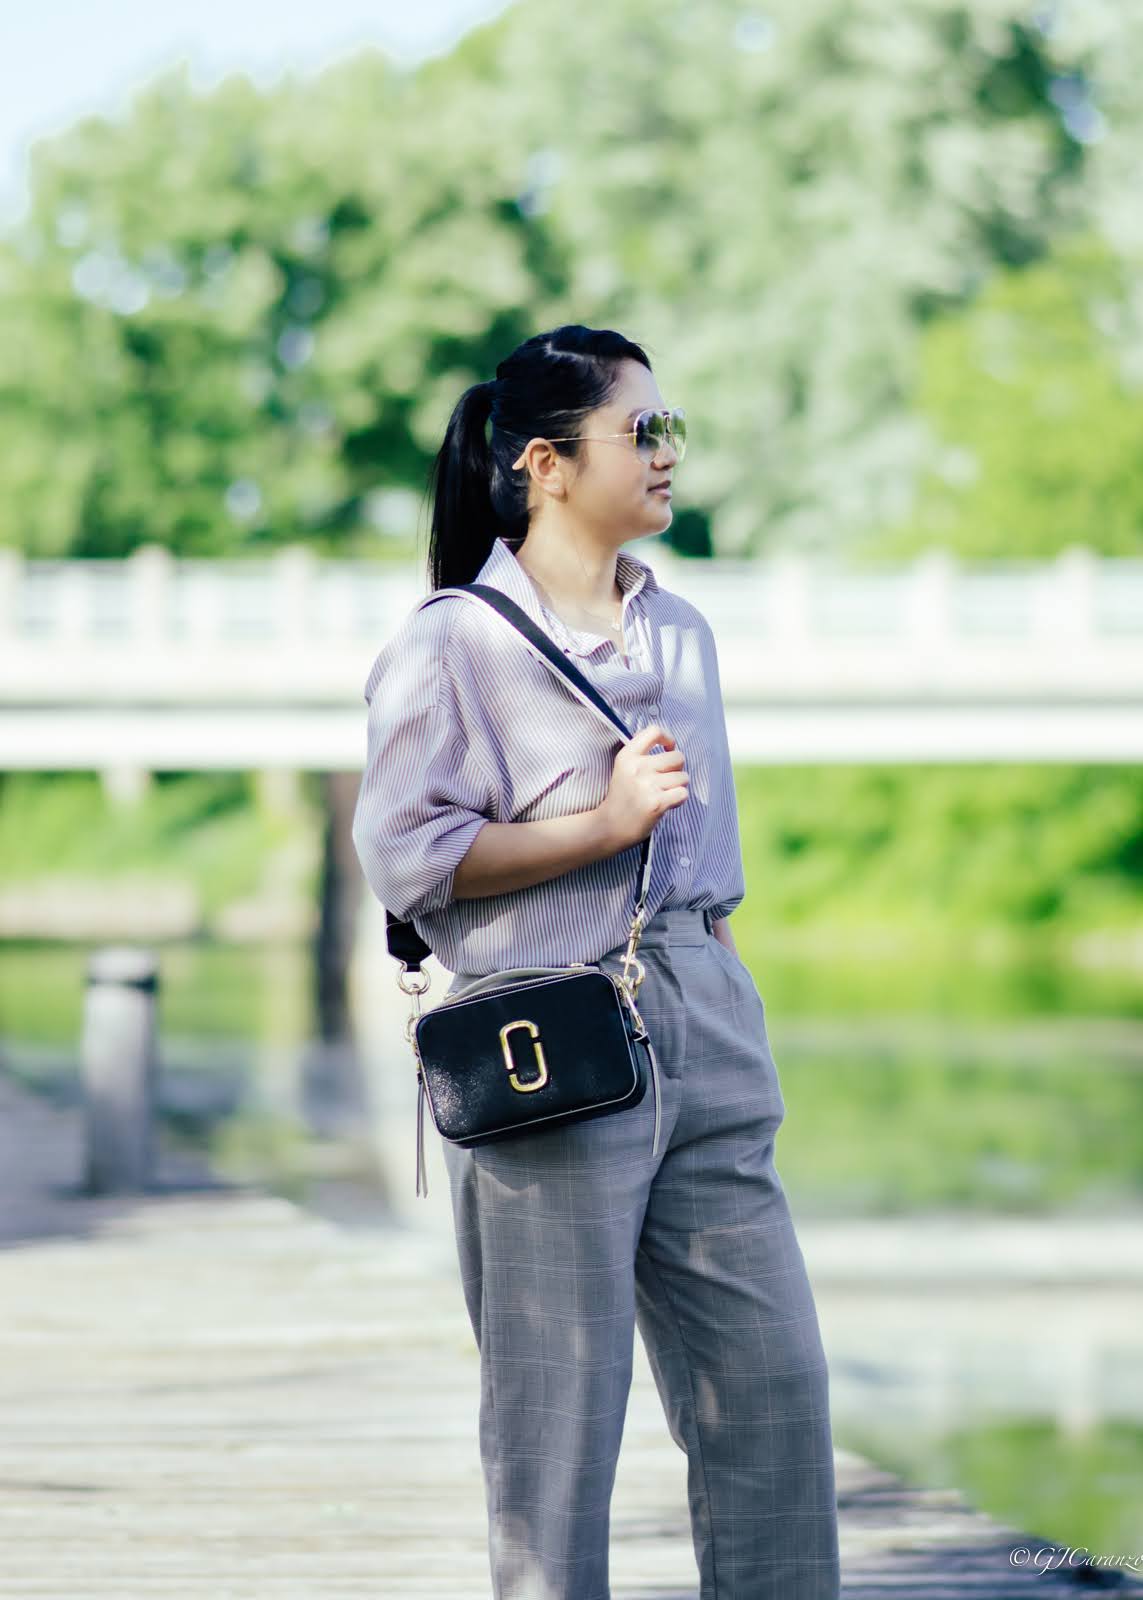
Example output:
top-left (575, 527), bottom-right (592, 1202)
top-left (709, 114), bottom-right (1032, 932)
top-left (635, 410), bottom-right (688, 460)
top-left (634, 411), bottom-right (665, 458)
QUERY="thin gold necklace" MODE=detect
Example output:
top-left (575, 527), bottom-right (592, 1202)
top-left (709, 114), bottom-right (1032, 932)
top-left (536, 580), bottom-right (623, 637)
top-left (522, 541), bottom-right (625, 640)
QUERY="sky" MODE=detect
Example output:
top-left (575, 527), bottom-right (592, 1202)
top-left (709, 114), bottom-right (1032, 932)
top-left (1, 0), bottom-right (512, 224)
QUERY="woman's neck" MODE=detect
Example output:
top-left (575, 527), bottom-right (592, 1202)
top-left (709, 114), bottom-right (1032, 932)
top-left (512, 528), bottom-right (625, 631)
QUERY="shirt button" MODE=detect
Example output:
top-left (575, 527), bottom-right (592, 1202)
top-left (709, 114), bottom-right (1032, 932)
top-left (679, 855), bottom-right (691, 867)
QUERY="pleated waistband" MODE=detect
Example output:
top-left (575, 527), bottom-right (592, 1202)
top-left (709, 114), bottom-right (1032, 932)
top-left (629, 906), bottom-right (714, 947)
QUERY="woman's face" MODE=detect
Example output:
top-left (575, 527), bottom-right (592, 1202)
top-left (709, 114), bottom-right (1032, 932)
top-left (518, 358), bottom-right (680, 542)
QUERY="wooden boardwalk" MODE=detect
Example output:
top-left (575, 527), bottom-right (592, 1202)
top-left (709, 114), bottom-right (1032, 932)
top-left (1, 1072), bottom-right (1140, 1599)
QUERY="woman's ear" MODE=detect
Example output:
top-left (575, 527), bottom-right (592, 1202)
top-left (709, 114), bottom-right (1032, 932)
top-left (512, 439), bottom-right (569, 500)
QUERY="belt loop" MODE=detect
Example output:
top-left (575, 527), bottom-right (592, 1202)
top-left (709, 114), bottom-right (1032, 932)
top-left (702, 908), bottom-right (713, 934)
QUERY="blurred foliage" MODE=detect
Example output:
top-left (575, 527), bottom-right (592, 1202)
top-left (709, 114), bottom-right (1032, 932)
top-left (0, 0), bottom-right (1139, 558)
top-left (0, 769), bottom-right (285, 917)
top-left (3, 764), bottom-right (1139, 957)
top-left (734, 762), bottom-right (1143, 934)
top-left (863, 234), bottom-right (1143, 557)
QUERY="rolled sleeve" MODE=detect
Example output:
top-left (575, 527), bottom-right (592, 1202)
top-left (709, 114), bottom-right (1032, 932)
top-left (351, 664), bottom-right (495, 923)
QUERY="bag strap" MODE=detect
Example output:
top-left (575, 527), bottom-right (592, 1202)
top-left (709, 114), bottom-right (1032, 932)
top-left (384, 582), bottom-right (654, 968)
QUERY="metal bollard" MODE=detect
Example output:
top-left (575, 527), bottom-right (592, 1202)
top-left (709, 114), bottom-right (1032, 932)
top-left (81, 946), bottom-right (159, 1194)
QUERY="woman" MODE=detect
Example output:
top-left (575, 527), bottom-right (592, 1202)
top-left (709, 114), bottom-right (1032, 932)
top-left (351, 324), bottom-right (841, 1600)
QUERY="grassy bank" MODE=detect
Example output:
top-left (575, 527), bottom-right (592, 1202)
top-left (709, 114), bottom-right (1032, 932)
top-left (0, 770), bottom-right (319, 937)
top-left (1, 763), bottom-right (1140, 957)
top-left (731, 762), bottom-right (1142, 973)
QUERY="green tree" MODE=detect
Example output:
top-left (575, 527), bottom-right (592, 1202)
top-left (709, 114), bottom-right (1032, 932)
top-left (0, 57), bottom-right (548, 556)
top-left (0, 0), bottom-right (1127, 559)
top-left (434, 0), bottom-right (1105, 555)
top-left (862, 234), bottom-right (1143, 557)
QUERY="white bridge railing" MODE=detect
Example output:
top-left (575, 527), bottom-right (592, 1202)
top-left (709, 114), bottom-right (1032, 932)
top-left (2, 543), bottom-right (1141, 767)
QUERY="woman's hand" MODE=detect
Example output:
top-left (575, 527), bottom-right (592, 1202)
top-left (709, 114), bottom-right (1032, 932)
top-left (594, 723), bottom-right (689, 851)
top-left (711, 917), bottom-right (740, 956)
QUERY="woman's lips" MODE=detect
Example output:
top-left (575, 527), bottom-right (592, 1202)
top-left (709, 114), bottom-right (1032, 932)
top-left (649, 486), bottom-right (672, 497)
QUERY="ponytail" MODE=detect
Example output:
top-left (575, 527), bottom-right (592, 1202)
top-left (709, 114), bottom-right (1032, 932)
top-left (426, 380), bottom-right (499, 590)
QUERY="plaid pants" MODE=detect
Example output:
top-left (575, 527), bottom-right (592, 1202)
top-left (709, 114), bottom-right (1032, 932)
top-left (441, 905), bottom-right (841, 1600)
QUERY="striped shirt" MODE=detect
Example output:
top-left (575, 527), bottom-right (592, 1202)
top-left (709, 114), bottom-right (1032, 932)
top-left (351, 534), bottom-right (745, 975)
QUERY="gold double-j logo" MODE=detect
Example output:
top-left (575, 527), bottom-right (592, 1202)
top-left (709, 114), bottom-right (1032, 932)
top-left (499, 1018), bottom-right (549, 1093)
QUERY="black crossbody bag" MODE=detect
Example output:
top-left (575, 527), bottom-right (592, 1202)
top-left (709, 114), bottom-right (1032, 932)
top-left (385, 583), bottom-right (663, 1199)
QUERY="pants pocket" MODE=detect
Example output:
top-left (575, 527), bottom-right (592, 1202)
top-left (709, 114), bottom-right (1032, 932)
top-left (708, 934), bottom-right (758, 1007)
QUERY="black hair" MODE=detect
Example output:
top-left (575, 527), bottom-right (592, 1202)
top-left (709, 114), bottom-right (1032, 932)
top-left (424, 323), bottom-right (652, 591)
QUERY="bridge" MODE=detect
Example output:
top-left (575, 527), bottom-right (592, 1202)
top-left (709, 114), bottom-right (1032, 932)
top-left (2, 543), bottom-right (1141, 787)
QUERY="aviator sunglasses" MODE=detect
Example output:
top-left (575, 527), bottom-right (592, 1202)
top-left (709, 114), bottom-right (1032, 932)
top-left (517, 407), bottom-right (687, 465)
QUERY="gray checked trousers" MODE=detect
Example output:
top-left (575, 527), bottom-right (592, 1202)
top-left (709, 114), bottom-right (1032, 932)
top-left (441, 906), bottom-right (841, 1600)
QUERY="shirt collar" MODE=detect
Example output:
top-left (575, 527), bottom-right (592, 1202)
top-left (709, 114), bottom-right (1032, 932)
top-left (471, 536), bottom-right (658, 658)
top-left (476, 533), bottom-right (657, 603)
